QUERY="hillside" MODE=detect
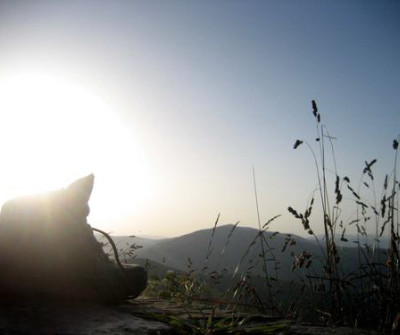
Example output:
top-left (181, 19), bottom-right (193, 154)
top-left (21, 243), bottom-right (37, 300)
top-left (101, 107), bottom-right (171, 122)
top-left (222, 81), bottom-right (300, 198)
top-left (95, 234), bottom-right (167, 262)
top-left (103, 225), bottom-right (385, 282)
top-left (129, 225), bottom-right (325, 280)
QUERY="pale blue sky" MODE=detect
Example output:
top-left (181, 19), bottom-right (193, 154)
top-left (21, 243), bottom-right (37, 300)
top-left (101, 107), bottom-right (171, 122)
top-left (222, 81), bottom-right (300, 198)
top-left (0, 1), bottom-right (399, 237)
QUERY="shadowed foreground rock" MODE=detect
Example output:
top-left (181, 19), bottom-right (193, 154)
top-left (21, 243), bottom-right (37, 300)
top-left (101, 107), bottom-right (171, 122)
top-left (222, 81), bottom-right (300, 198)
top-left (0, 174), bottom-right (147, 302)
top-left (0, 300), bottom-right (171, 335)
top-left (0, 298), bottom-right (381, 335)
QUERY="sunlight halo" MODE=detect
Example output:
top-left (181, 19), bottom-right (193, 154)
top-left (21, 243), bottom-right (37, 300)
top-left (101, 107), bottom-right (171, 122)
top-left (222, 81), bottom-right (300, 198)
top-left (0, 72), bottom-right (152, 226)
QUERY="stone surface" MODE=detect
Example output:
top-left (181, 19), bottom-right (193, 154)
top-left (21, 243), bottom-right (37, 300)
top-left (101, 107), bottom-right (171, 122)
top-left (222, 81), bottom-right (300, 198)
top-left (0, 300), bottom-right (171, 335)
top-left (287, 325), bottom-right (380, 335)
top-left (0, 298), bottom-right (382, 334)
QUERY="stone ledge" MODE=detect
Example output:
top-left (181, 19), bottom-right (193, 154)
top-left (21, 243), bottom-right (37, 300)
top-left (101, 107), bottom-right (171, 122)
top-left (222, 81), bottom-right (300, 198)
top-left (0, 298), bottom-right (382, 334)
top-left (0, 300), bottom-right (171, 335)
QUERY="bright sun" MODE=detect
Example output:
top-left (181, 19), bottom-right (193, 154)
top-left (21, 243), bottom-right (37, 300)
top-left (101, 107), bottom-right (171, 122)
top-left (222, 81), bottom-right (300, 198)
top-left (0, 72), bottom-right (152, 228)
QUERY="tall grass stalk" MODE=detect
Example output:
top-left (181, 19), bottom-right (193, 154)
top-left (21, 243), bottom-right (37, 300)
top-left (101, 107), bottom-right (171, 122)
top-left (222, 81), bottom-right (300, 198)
top-left (291, 101), bottom-right (400, 331)
top-left (291, 101), bottom-right (344, 322)
top-left (252, 166), bottom-right (278, 314)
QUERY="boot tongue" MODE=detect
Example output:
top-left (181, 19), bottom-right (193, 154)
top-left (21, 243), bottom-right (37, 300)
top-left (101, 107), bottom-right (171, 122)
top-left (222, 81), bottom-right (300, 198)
top-left (64, 174), bottom-right (95, 221)
top-left (66, 174), bottom-right (95, 203)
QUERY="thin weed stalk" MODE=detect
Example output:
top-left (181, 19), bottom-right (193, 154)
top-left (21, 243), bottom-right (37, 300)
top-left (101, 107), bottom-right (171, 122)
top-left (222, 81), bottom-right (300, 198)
top-left (252, 166), bottom-right (276, 314)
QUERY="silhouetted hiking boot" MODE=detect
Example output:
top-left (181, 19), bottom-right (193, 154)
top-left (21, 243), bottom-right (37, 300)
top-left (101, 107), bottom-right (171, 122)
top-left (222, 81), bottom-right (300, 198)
top-left (0, 175), bottom-right (147, 302)
top-left (123, 264), bottom-right (148, 299)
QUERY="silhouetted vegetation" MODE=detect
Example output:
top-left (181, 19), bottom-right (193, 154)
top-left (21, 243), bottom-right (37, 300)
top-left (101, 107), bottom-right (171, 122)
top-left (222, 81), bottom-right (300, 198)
top-left (119, 101), bottom-right (399, 333)
top-left (287, 101), bottom-right (399, 332)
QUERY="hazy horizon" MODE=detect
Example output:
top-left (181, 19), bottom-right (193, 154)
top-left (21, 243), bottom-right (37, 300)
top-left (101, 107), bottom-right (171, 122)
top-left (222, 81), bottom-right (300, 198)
top-left (0, 1), bottom-right (399, 238)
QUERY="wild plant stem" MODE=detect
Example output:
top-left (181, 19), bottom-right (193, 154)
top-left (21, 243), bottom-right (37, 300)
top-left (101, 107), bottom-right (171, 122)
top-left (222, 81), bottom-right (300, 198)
top-left (252, 165), bottom-right (275, 313)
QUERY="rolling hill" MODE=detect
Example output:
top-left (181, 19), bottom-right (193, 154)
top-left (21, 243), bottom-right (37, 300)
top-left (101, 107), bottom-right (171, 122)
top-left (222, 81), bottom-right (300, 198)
top-left (124, 225), bottom-right (324, 280)
top-left (102, 225), bottom-right (386, 282)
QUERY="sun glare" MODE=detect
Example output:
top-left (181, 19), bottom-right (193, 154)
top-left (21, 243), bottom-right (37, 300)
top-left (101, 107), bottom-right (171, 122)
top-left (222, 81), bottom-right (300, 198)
top-left (0, 72), bottom-right (152, 224)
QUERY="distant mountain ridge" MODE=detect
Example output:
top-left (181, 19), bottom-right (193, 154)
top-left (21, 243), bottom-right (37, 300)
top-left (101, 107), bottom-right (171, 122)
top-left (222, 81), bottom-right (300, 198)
top-left (105, 225), bottom-right (323, 280)
top-left (101, 225), bottom-right (385, 281)
top-left (311, 233), bottom-right (391, 249)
